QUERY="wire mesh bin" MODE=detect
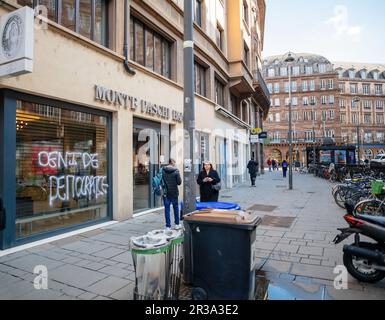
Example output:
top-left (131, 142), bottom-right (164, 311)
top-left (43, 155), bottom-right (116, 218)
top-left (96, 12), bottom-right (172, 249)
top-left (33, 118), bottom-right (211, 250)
top-left (130, 235), bottom-right (171, 300)
top-left (147, 229), bottom-right (184, 300)
top-left (168, 234), bottom-right (184, 300)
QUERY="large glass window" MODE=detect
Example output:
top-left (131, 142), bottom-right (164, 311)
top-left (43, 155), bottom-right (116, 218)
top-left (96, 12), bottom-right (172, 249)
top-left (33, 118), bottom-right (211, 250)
top-left (15, 100), bottom-right (110, 239)
top-left (61, 0), bottom-right (76, 31)
top-left (20, 0), bottom-right (108, 46)
top-left (79, 0), bottom-right (92, 38)
top-left (131, 16), bottom-right (172, 79)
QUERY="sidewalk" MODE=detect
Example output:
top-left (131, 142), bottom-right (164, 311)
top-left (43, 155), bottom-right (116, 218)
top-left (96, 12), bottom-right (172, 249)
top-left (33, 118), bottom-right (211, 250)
top-left (0, 170), bottom-right (384, 300)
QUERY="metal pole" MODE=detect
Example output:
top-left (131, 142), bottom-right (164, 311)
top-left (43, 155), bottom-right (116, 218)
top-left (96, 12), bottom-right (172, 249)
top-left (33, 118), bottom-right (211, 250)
top-left (288, 65), bottom-right (293, 190)
top-left (312, 103), bottom-right (316, 170)
top-left (182, 0), bottom-right (196, 215)
top-left (357, 125), bottom-right (360, 164)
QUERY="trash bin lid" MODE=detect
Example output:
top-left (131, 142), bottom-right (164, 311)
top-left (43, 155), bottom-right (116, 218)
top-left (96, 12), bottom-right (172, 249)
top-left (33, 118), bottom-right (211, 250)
top-left (196, 202), bottom-right (241, 210)
top-left (180, 201), bottom-right (241, 211)
top-left (130, 235), bottom-right (170, 253)
top-left (184, 210), bottom-right (261, 229)
top-left (147, 229), bottom-right (183, 241)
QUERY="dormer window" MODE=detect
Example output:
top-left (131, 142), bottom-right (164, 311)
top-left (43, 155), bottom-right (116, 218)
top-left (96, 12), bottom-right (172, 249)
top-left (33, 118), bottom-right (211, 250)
top-left (318, 64), bottom-right (326, 73)
top-left (373, 71), bottom-right (379, 80)
top-left (349, 70), bottom-right (355, 79)
top-left (360, 70), bottom-right (367, 79)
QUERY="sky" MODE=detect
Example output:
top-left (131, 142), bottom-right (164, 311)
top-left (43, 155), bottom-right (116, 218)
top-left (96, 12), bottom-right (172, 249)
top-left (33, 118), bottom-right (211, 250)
top-left (262, 0), bottom-right (385, 64)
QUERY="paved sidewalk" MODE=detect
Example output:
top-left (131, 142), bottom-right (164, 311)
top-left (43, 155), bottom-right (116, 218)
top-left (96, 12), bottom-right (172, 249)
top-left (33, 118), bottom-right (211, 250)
top-left (0, 170), bottom-right (384, 300)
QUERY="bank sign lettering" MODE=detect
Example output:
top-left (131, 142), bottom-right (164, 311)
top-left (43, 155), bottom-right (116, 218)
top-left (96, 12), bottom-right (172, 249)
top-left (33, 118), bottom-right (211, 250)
top-left (95, 85), bottom-right (183, 122)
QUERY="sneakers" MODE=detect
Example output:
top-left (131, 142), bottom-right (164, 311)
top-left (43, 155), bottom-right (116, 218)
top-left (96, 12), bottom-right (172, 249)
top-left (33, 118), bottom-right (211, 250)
top-left (165, 227), bottom-right (171, 231)
top-left (174, 224), bottom-right (183, 230)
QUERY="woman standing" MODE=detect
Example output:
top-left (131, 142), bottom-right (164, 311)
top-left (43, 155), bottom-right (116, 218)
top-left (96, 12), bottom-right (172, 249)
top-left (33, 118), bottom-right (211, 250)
top-left (197, 161), bottom-right (221, 202)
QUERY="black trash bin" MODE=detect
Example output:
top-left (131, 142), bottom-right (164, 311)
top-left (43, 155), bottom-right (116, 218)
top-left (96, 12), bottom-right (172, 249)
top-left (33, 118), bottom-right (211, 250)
top-left (183, 210), bottom-right (261, 300)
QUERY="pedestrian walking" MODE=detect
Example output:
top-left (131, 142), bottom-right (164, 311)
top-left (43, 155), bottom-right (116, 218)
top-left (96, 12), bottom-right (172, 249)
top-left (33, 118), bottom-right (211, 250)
top-left (161, 159), bottom-right (182, 230)
top-left (197, 161), bottom-right (221, 202)
top-left (272, 159), bottom-right (276, 171)
top-left (282, 160), bottom-right (288, 178)
top-left (247, 157), bottom-right (258, 187)
top-left (295, 160), bottom-right (301, 172)
top-left (267, 158), bottom-right (272, 172)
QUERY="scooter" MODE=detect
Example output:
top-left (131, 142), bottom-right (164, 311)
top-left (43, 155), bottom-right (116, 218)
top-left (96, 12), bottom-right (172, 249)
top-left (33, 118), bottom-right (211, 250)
top-left (333, 202), bottom-right (385, 283)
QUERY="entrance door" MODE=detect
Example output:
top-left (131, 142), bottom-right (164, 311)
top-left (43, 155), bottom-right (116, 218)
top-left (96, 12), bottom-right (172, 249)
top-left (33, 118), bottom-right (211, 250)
top-left (133, 118), bottom-right (168, 213)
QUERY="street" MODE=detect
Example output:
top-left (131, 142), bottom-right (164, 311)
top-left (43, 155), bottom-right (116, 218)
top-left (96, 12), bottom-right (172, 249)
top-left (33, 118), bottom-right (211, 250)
top-left (0, 170), bottom-right (384, 300)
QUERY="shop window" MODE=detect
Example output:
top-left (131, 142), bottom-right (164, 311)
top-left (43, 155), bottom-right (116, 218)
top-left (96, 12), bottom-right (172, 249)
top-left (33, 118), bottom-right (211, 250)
top-left (131, 16), bottom-right (172, 79)
top-left (15, 100), bottom-right (110, 238)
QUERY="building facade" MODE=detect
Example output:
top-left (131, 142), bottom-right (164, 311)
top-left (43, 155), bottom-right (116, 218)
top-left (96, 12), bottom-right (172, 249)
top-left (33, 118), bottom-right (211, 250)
top-left (262, 53), bottom-right (340, 164)
top-left (334, 62), bottom-right (385, 160)
top-left (262, 53), bottom-right (385, 165)
top-left (0, 0), bottom-right (270, 249)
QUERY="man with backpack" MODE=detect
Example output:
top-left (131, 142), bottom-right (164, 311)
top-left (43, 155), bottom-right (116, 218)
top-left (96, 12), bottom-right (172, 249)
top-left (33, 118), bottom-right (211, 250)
top-left (155, 159), bottom-right (182, 230)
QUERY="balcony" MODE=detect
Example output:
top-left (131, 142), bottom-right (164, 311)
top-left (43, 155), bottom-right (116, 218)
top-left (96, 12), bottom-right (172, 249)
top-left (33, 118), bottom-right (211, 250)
top-left (253, 69), bottom-right (271, 118)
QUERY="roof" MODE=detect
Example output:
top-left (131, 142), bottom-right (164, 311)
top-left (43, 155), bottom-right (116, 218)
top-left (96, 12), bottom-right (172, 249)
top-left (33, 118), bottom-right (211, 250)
top-left (263, 53), bottom-right (331, 67)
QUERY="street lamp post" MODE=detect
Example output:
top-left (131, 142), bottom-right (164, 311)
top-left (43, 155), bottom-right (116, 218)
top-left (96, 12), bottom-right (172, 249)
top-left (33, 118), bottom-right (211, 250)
top-left (182, 0), bottom-right (196, 215)
top-left (353, 97), bottom-right (361, 164)
top-left (285, 52), bottom-right (295, 190)
top-left (311, 101), bottom-right (316, 171)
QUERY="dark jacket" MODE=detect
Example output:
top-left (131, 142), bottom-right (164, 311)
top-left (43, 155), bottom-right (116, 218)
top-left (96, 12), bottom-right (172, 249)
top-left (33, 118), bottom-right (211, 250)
top-left (162, 166), bottom-right (182, 199)
top-left (282, 161), bottom-right (288, 169)
top-left (247, 160), bottom-right (259, 176)
top-left (197, 169), bottom-right (221, 202)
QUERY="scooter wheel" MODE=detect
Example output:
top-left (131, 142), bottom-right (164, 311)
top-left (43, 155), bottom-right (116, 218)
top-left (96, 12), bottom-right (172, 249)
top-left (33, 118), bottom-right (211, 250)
top-left (191, 287), bottom-right (208, 300)
top-left (343, 242), bottom-right (385, 283)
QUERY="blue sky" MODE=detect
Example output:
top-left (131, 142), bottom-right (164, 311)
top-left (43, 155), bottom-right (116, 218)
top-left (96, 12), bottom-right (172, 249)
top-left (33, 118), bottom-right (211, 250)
top-left (262, 0), bottom-right (385, 64)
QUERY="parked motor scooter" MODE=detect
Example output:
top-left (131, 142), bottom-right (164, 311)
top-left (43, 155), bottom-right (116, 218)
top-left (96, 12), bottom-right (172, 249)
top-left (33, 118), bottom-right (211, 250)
top-left (333, 201), bottom-right (385, 283)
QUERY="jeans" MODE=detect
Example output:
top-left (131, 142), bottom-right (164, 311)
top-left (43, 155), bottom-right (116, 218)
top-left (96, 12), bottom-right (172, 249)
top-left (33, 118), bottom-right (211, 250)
top-left (163, 197), bottom-right (179, 228)
top-left (250, 175), bottom-right (256, 186)
top-left (283, 168), bottom-right (287, 178)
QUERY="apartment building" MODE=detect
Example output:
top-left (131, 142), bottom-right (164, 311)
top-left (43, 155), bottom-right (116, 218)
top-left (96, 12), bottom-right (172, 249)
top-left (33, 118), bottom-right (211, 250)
top-left (0, 0), bottom-right (270, 249)
top-left (334, 62), bottom-right (385, 159)
top-left (262, 53), bottom-right (340, 163)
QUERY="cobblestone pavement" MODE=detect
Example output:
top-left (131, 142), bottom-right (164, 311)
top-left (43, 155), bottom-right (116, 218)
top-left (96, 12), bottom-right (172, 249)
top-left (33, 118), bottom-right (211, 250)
top-left (0, 170), bottom-right (384, 300)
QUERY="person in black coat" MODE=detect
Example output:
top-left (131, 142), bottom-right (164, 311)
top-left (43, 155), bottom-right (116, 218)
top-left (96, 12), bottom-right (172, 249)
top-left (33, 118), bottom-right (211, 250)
top-left (247, 157), bottom-right (258, 187)
top-left (161, 159), bottom-right (182, 229)
top-left (197, 161), bottom-right (221, 202)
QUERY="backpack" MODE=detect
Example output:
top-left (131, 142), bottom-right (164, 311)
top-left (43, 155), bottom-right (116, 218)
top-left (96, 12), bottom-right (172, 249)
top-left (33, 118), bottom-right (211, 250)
top-left (152, 167), bottom-right (166, 197)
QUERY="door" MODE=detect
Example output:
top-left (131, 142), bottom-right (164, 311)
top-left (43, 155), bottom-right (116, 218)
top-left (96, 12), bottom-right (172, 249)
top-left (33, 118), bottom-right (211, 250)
top-left (133, 118), bottom-right (166, 213)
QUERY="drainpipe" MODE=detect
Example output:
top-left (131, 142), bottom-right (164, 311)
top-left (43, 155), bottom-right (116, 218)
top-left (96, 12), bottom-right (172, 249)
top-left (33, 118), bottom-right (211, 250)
top-left (124, 0), bottom-right (136, 75)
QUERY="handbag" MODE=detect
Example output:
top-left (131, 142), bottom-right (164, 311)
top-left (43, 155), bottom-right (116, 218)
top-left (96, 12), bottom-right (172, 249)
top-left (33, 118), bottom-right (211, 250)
top-left (212, 182), bottom-right (221, 191)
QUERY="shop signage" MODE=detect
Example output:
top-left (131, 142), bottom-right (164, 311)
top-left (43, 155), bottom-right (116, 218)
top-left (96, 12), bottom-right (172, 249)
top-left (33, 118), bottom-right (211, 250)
top-left (251, 128), bottom-right (262, 135)
top-left (95, 85), bottom-right (183, 122)
top-left (250, 135), bottom-right (259, 144)
top-left (0, 6), bottom-right (34, 77)
top-left (258, 132), bottom-right (268, 139)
